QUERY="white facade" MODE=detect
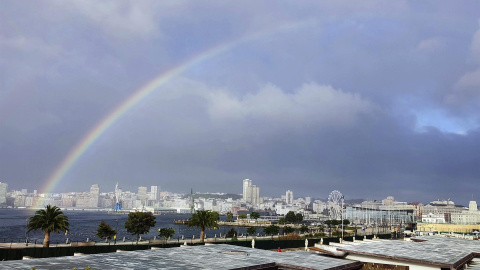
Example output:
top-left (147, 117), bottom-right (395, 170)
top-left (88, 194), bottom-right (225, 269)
top-left (451, 201), bottom-right (480, 224)
top-left (421, 213), bottom-right (446, 223)
top-left (150, 186), bottom-right (161, 201)
top-left (286, 190), bottom-right (293, 204)
top-left (137, 186), bottom-right (148, 206)
top-left (242, 179), bottom-right (259, 206)
top-left (0, 182), bottom-right (7, 205)
top-left (243, 179), bottom-right (252, 201)
top-left (313, 200), bottom-right (325, 214)
top-left (90, 184), bottom-right (100, 208)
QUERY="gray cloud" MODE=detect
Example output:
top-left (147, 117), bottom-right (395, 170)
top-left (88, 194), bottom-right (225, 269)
top-left (1, 1), bottom-right (480, 205)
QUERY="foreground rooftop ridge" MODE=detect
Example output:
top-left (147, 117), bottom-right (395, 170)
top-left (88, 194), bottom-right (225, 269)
top-left (1, 244), bottom-right (361, 270)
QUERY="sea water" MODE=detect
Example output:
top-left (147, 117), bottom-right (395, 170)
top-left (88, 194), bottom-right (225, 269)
top-left (0, 209), bottom-right (248, 245)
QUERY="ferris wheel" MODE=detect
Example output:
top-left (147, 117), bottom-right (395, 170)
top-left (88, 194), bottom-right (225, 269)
top-left (328, 190), bottom-right (343, 220)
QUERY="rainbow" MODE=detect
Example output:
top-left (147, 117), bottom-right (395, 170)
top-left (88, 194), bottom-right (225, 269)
top-left (34, 20), bottom-right (313, 208)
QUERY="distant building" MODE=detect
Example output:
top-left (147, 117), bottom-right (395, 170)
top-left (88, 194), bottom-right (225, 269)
top-left (381, 196), bottom-right (395, 206)
top-left (423, 199), bottom-right (464, 222)
top-left (421, 213), bottom-right (446, 223)
top-left (286, 190), bottom-right (293, 204)
top-left (76, 192), bottom-right (91, 208)
top-left (90, 184), bottom-right (100, 208)
top-left (137, 186), bottom-right (148, 206)
top-left (242, 179), bottom-right (260, 206)
top-left (0, 182), bottom-right (8, 205)
top-left (451, 201), bottom-right (480, 224)
top-left (313, 200), bottom-right (325, 214)
top-left (242, 179), bottom-right (252, 202)
top-left (150, 186), bottom-right (161, 202)
top-left (305, 197), bottom-right (311, 205)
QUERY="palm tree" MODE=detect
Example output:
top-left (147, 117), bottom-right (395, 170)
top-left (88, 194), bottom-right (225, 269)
top-left (226, 211), bottom-right (234, 222)
top-left (187, 210), bottom-right (218, 242)
top-left (27, 205), bottom-right (69, 248)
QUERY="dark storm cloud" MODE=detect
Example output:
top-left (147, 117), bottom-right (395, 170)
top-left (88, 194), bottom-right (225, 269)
top-left (1, 1), bottom-right (480, 205)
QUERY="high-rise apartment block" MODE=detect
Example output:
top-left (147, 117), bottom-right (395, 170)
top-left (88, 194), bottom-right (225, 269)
top-left (150, 186), bottom-right (161, 201)
top-left (138, 186), bottom-right (148, 206)
top-left (242, 179), bottom-right (259, 206)
top-left (286, 190), bottom-right (293, 204)
top-left (90, 184), bottom-right (100, 208)
top-left (0, 182), bottom-right (8, 205)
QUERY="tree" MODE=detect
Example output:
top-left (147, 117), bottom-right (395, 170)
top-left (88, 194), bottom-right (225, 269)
top-left (226, 211), bottom-right (234, 222)
top-left (278, 217), bottom-right (286, 225)
top-left (250, 212), bottom-right (260, 220)
top-left (96, 221), bottom-right (116, 241)
top-left (300, 225), bottom-right (309, 234)
top-left (212, 211), bottom-right (220, 221)
top-left (283, 226), bottom-right (295, 234)
top-left (238, 213), bottom-right (247, 219)
top-left (295, 213), bottom-right (303, 223)
top-left (263, 224), bottom-right (280, 235)
top-left (158, 227), bottom-right (176, 241)
top-left (285, 211), bottom-right (296, 223)
top-left (324, 220), bottom-right (335, 237)
top-left (27, 205), bottom-right (69, 248)
top-left (187, 210), bottom-right (218, 242)
top-left (246, 226), bottom-right (256, 235)
top-left (226, 228), bottom-right (237, 238)
top-left (125, 212), bottom-right (156, 243)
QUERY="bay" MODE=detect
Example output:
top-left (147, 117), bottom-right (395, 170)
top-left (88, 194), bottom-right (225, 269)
top-left (0, 209), bottom-right (249, 245)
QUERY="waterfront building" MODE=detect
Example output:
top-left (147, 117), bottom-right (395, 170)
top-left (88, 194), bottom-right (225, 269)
top-left (422, 199), bottom-right (465, 223)
top-left (135, 186), bottom-right (148, 208)
top-left (421, 213), bottom-right (446, 223)
top-left (75, 192), bottom-right (90, 208)
top-left (345, 206), bottom-right (413, 225)
top-left (451, 200), bottom-right (480, 224)
top-left (90, 184), bottom-right (100, 208)
top-left (0, 182), bottom-right (7, 205)
top-left (14, 193), bottom-right (26, 207)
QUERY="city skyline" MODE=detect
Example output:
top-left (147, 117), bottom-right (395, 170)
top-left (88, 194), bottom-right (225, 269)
top-left (1, 2), bottom-right (480, 204)
top-left (0, 179), bottom-right (477, 207)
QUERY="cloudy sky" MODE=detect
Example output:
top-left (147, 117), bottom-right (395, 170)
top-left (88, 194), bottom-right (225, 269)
top-left (1, 1), bottom-right (480, 205)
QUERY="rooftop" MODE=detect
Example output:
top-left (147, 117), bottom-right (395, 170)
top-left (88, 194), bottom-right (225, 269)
top-left (338, 236), bottom-right (480, 268)
top-left (1, 244), bottom-right (362, 270)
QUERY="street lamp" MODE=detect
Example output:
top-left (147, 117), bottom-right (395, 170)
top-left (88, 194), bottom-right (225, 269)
top-left (341, 196), bottom-right (344, 242)
top-left (114, 219), bottom-right (118, 245)
top-left (25, 218), bottom-right (29, 246)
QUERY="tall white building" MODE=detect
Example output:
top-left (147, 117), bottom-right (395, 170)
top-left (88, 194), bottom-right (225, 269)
top-left (90, 184), bottom-right (100, 208)
top-left (138, 186), bottom-right (148, 206)
top-left (150, 186), bottom-right (161, 201)
top-left (242, 179), bottom-right (260, 206)
top-left (0, 182), bottom-right (7, 205)
top-left (286, 190), bottom-right (293, 204)
top-left (243, 179), bottom-right (252, 202)
top-left (251, 185), bottom-right (260, 205)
